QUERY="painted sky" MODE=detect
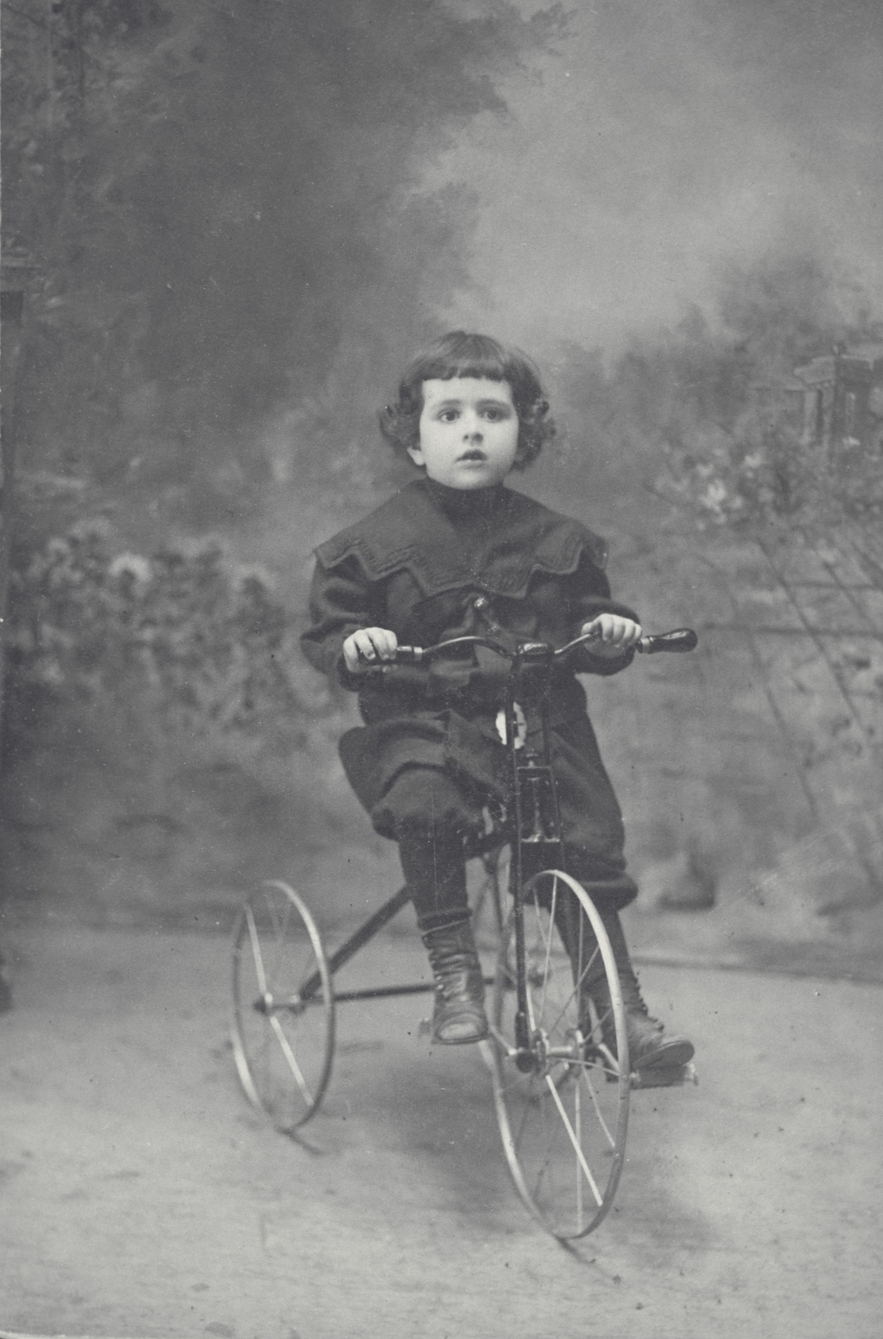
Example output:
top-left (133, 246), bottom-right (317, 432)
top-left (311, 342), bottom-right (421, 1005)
top-left (427, 0), bottom-right (883, 359)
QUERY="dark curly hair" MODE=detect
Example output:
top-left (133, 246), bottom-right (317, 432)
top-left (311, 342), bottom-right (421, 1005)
top-left (378, 331), bottom-right (556, 471)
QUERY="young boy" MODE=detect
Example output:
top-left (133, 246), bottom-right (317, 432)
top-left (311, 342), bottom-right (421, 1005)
top-left (301, 331), bottom-right (693, 1071)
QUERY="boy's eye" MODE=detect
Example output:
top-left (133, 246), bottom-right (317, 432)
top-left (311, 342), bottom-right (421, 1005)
top-left (438, 409), bottom-right (459, 422)
top-left (483, 408), bottom-right (505, 421)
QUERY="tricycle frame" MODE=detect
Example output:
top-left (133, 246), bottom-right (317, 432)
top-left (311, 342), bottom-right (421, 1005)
top-left (230, 628), bottom-right (697, 1237)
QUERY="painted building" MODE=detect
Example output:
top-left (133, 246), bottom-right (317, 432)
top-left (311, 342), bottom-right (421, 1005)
top-left (792, 343), bottom-right (883, 453)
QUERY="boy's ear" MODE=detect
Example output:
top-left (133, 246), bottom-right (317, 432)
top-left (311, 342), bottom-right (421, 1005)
top-left (406, 443), bottom-right (426, 468)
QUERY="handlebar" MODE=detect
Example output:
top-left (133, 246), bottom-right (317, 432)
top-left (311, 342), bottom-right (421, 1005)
top-left (368, 627), bottom-right (698, 667)
top-left (635, 628), bottom-right (699, 655)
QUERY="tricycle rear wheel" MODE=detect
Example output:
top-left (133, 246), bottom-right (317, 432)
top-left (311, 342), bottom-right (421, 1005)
top-left (231, 880), bottom-right (335, 1131)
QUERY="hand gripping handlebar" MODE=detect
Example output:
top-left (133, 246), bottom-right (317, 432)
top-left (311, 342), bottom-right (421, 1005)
top-left (384, 626), bottom-right (698, 665)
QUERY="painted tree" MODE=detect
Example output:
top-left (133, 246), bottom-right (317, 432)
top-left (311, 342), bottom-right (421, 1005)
top-left (3, 0), bottom-right (564, 528)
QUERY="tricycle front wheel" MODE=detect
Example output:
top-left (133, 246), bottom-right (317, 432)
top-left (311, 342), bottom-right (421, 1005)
top-left (486, 870), bottom-right (630, 1239)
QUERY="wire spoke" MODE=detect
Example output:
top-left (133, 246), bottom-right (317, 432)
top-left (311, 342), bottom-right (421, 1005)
top-left (268, 1012), bottom-right (315, 1108)
top-left (544, 1074), bottom-right (603, 1208)
top-left (245, 904), bottom-right (269, 996)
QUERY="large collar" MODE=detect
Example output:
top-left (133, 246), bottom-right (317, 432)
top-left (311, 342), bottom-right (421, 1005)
top-left (314, 478), bottom-right (608, 599)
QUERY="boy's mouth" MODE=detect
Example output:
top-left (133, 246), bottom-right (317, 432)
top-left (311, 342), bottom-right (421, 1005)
top-left (458, 449), bottom-right (487, 461)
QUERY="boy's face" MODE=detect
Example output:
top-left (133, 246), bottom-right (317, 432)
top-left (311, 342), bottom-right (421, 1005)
top-left (409, 377), bottom-right (519, 489)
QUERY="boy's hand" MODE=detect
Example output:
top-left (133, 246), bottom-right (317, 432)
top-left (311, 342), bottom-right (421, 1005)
top-left (580, 614), bottom-right (643, 659)
top-left (343, 627), bottom-right (399, 672)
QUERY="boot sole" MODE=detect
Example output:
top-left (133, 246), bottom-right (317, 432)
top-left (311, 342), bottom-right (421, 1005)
top-left (432, 1025), bottom-right (490, 1045)
top-left (632, 1040), bottom-right (695, 1070)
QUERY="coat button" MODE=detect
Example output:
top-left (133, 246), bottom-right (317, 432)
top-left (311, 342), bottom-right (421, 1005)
top-left (473, 595), bottom-right (489, 610)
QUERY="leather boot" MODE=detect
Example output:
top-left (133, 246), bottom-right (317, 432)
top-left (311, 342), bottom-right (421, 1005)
top-left (420, 917), bottom-right (489, 1045)
top-left (612, 977), bottom-right (695, 1071)
top-left (555, 896), bottom-right (694, 1071)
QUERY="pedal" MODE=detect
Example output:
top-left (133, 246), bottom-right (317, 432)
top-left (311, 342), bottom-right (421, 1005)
top-left (631, 1061), bottom-right (698, 1089)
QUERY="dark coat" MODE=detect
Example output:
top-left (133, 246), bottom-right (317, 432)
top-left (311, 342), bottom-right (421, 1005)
top-left (301, 477), bottom-right (640, 907)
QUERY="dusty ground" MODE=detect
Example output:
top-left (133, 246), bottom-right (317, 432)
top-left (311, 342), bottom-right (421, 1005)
top-left (1, 913), bottom-right (881, 1339)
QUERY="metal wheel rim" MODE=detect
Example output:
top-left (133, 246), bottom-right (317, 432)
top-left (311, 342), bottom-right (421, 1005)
top-left (230, 879), bottom-right (335, 1131)
top-left (486, 869), bottom-right (630, 1239)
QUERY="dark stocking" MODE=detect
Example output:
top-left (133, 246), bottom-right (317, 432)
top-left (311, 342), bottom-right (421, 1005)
top-left (397, 819), bottom-right (469, 932)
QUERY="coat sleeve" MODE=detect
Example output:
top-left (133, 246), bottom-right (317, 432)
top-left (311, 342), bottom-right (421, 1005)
top-left (564, 549), bottom-right (640, 677)
top-left (300, 554), bottom-right (379, 689)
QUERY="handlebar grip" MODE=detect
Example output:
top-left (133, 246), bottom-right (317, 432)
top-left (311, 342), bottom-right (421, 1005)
top-left (356, 645), bottom-right (424, 669)
top-left (392, 645), bottom-right (424, 664)
top-left (637, 628), bottom-right (698, 654)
